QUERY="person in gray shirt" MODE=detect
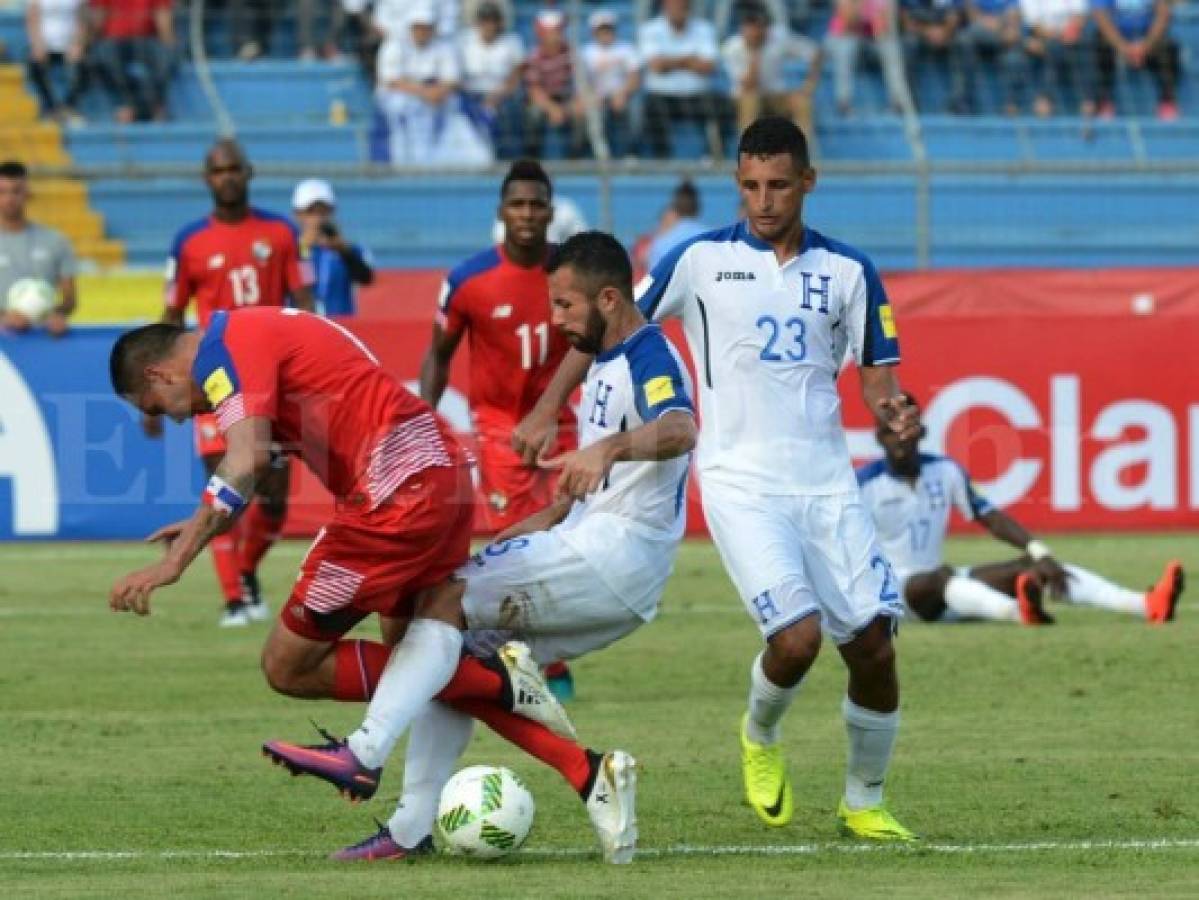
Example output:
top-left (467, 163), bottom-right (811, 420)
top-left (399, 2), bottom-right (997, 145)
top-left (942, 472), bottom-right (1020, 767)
top-left (0, 160), bottom-right (78, 337)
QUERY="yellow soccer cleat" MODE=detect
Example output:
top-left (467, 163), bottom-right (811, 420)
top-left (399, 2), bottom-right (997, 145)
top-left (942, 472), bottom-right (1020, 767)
top-left (740, 714), bottom-right (793, 827)
top-left (836, 799), bottom-right (918, 842)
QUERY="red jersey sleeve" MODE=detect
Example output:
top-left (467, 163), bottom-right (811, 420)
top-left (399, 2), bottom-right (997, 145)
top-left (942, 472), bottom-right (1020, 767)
top-left (191, 312), bottom-right (279, 432)
top-left (436, 275), bottom-right (471, 337)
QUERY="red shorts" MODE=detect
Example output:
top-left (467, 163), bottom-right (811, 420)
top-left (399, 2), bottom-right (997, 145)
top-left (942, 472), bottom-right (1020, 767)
top-left (194, 412), bottom-right (226, 458)
top-left (474, 424), bottom-right (576, 533)
top-left (282, 464), bottom-right (475, 642)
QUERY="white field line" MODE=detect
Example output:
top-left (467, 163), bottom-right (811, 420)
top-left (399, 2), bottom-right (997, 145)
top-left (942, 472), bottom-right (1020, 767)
top-left (3, 838), bottom-right (1199, 862)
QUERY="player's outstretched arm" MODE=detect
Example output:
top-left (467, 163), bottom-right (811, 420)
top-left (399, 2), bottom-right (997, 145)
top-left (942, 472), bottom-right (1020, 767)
top-left (860, 365), bottom-right (920, 440)
top-left (109, 416), bottom-right (274, 616)
top-left (544, 409), bottom-right (697, 500)
top-left (419, 323), bottom-right (463, 410)
top-left (512, 349), bottom-right (592, 466)
top-left (494, 496), bottom-right (575, 543)
top-left (978, 509), bottom-right (1070, 595)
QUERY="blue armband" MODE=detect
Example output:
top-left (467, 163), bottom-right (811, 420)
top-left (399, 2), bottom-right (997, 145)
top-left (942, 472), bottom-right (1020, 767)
top-left (201, 475), bottom-right (248, 517)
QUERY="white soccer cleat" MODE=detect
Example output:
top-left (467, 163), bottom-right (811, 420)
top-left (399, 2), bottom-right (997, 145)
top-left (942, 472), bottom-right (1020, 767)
top-left (498, 641), bottom-right (577, 741)
top-left (586, 750), bottom-right (638, 864)
top-left (219, 604), bottom-right (251, 628)
top-left (245, 599), bottom-right (271, 623)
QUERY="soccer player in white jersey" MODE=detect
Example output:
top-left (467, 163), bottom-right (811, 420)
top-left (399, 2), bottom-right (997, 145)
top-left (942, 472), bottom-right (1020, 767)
top-left (325, 231), bottom-right (697, 864)
top-left (859, 394), bottom-right (1185, 627)
top-left (515, 117), bottom-right (920, 841)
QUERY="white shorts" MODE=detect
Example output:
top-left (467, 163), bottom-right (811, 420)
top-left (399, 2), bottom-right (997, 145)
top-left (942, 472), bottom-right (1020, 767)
top-left (458, 530), bottom-right (645, 665)
top-left (701, 485), bottom-right (903, 645)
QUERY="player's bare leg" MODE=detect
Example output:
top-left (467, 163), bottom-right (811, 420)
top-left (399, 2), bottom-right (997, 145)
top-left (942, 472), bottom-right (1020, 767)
top-left (835, 616), bottom-right (915, 840)
top-left (259, 620), bottom-right (340, 698)
top-left (741, 610), bottom-right (820, 827)
top-left (970, 559), bottom-right (1052, 625)
top-left (264, 581), bottom-right (571, 801)
top-left (906, 564), bottom-right (1042, 624)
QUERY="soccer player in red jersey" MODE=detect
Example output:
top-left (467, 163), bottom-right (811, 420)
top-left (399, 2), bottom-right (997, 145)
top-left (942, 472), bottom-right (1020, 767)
top-left (148, 139), bottom-right (315, 627)
top-left (420, 159), bottom-right (578, 697)
top-left (108, 309), bottom-right (579, 852)
top-left (420, 159), bottom-right (575, 534)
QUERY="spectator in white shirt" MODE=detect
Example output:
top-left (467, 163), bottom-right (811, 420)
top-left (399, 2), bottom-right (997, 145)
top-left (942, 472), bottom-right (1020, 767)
top-left (1020, 0), bottom-right (1094, 116)
top-left (721, 2), bottom-right (821, 141)
top-left (25, 0), bottom-right (87, 123)
top-left (376, 5), bottom-right (489, 166)
top-left (581, 10), bottom-right (641, 158)
top-left (638, 0), bottom-right (733, 158)
top-left (459, 1), bottom-right (525, 157)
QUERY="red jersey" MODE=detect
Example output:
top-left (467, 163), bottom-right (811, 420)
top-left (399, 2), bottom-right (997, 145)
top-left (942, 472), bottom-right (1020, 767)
top-left (436, 245), bottom-right (572, 430)
top-left (90, 0), bottom-right (170, 40)
top-left (192, 308), bottom-right (464, 507)
top-left (166, 208), bottom-right (309, 327)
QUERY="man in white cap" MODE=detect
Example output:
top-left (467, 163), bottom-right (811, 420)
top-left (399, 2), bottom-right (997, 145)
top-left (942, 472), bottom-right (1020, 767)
top-left (375, 2), bottom-right (492, 166)
top-left (581, 10), bottom-right (641, 157)
top-left (292, 178), bottom-right (374, 317)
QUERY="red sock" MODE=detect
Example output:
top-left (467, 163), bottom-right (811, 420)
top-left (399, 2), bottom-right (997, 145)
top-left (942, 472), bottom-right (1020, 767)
top-left (436, 655), bottom-right (505, 704)
top-left (453, 699), bottom-right (592, 794)
top-left (543, 660), bottom-right (569, 678)
top-left (210, 518), bottom-right (243, 603)
top-left (331, 639), bottom-right (391, 701)
top-left (239, 501), bottom-right (283, 575)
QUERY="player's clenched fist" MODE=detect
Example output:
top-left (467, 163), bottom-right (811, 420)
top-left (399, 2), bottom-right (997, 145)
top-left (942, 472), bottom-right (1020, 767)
top-left (512, 408), bottom-right (559, 468)
top-left (541, 442), bottom-right (615, 500)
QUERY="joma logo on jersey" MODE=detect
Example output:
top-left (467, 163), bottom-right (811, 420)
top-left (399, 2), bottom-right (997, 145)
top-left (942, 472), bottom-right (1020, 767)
top-left (716, 271), bottom-right (756, 282)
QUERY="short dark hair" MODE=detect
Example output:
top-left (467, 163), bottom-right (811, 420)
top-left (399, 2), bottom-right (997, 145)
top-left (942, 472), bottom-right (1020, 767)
top-left (204, 137), bottom-right (249, 170)
top-left (501, 158), bottom-right (553, 200)
top-left (547, 231), bottom-right (633, 302)
top-left (109, 324), bottom-right (187, 396)
top-left (0, 160), bottom-right (28, 180)
top-left (737, 116), bottom-right (810, 169)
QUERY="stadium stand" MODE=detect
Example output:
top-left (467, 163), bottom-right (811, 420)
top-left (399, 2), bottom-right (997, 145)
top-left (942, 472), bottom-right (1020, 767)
top-left (0, 1), bottom-right (1196, 277)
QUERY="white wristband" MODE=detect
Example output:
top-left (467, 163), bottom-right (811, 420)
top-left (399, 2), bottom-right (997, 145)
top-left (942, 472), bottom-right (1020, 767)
top-left (1026, 540), bottom-right (1052, 561)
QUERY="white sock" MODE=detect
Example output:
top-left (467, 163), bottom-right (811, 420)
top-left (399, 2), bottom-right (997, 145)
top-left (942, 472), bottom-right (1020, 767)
top-left (843, 697), bottom-right (899, 811)
top-left (944, 575), bottom-right (1021, 622)
top-left (745, 651), bottom-right (801, 745)
top-left (346, 618), bottom-right (464, 770)
top-left (1063, 563), bottom-right (1147, 618)
top-left (387, 701), bottom-right (474, 847)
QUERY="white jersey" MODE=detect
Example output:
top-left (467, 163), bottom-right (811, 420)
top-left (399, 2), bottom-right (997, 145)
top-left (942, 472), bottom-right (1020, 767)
top-left (553, 323), bottom-right (694, 619)
top-left (635, 222), bottom-right (901, 496)
top-left (856, 453), bottom-right (995, 580)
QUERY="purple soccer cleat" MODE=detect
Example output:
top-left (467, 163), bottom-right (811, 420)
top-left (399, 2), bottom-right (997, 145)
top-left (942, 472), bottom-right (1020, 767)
top-left (262, 723), bottom-right (382, 802)
top-left (331, 824), bottom-right (435, 862)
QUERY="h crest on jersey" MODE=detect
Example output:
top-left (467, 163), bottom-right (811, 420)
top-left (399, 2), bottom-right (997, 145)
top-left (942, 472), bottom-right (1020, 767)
top-left (588, 380), bottom-right (615, 428)
top-left (799, 272), bottom-right (831, 314)
top-left (251, 240), bottom-right (272, 262)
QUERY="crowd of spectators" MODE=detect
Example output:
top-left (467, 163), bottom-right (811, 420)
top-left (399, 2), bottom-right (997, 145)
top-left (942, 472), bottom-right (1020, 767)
top-left (17, 0), bottom-right (1188, 139)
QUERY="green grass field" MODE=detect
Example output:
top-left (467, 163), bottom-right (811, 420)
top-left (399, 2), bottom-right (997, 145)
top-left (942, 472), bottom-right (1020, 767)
top-left (2, 534), bottom-right (1197, 898)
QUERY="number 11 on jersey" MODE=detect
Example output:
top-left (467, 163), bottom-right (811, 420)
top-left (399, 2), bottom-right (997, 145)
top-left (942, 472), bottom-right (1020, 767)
top-left (516, 322), bottom-right (549, 370)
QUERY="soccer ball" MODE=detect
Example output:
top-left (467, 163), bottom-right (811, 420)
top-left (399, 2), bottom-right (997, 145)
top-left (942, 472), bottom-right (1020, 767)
top-left (437, 765), bottom-right (535, 859)
top-left (6, 277), bottom-right (57, 323)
